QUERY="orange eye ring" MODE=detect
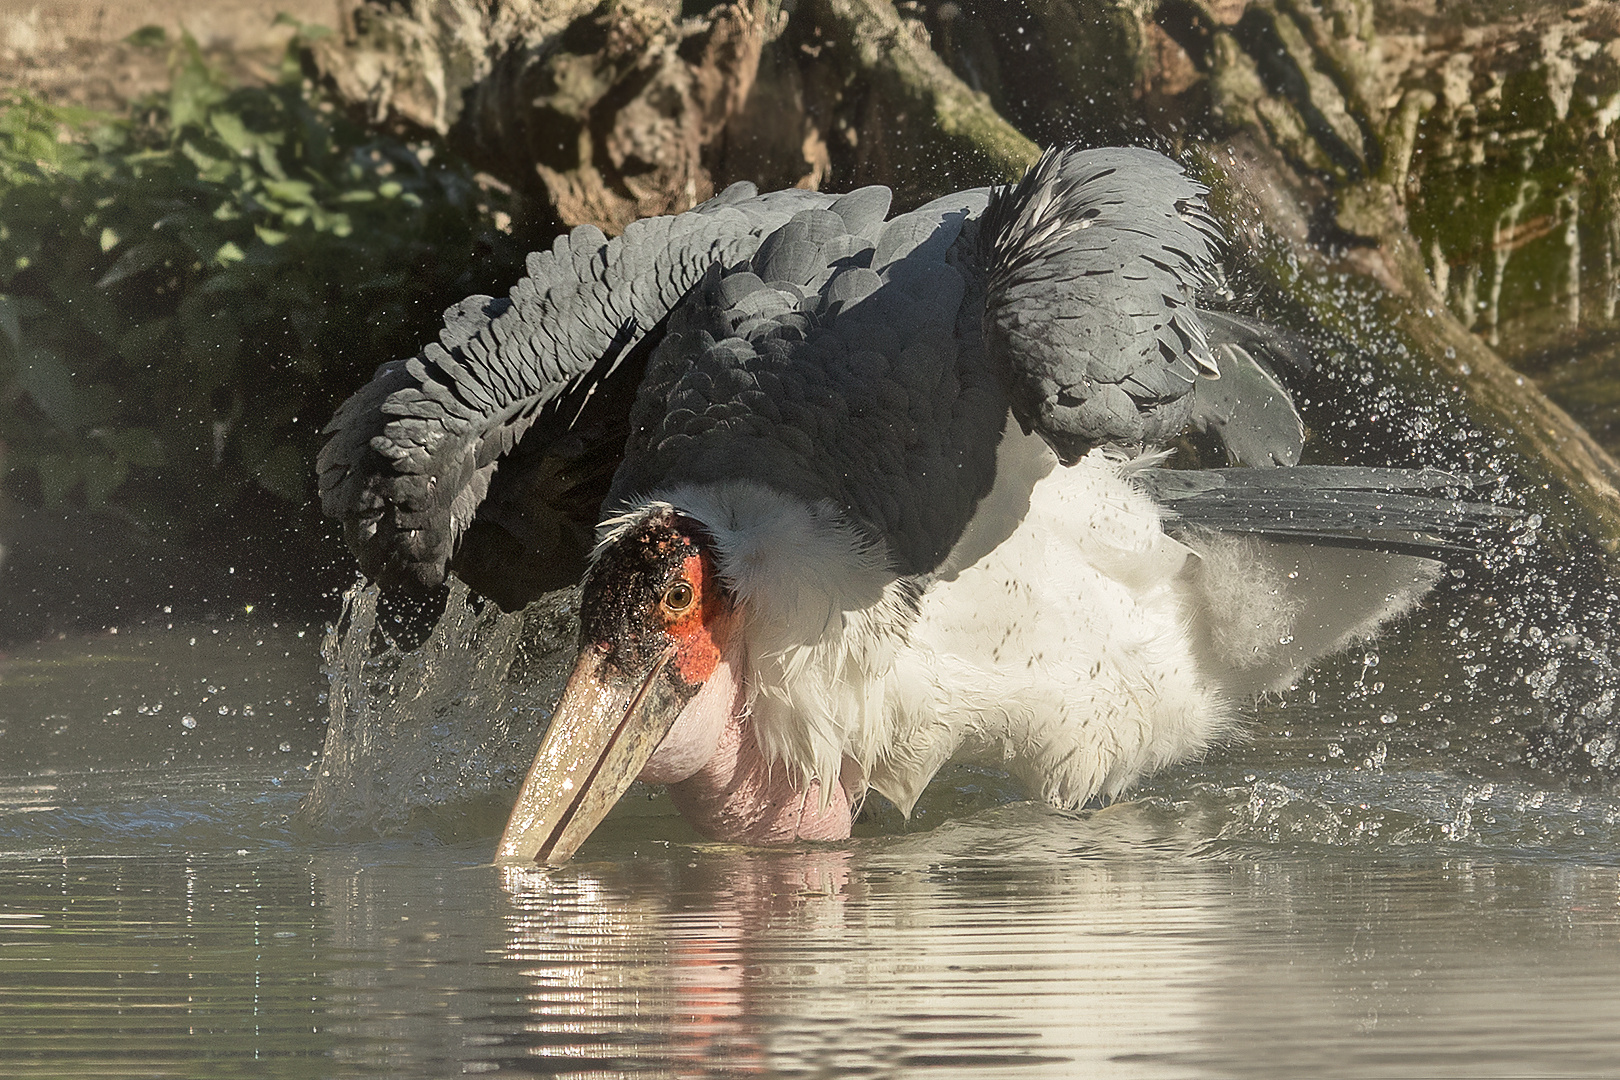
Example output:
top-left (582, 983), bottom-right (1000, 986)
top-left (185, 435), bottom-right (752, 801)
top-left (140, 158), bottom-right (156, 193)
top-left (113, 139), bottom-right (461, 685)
top-left (662, 580), bottom-right (696, 614)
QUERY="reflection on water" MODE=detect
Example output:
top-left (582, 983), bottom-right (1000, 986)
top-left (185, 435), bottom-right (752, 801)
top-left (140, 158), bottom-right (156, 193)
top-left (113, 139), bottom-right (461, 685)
top-left (2, 804), bottom-right (1618, 1079)
top-left (487, 833), bottom-right (1620, 1080)
top-left (493, 817), bottom-right (1222, 1077)
top-left (3, 614), bottom-right (1620, 1076)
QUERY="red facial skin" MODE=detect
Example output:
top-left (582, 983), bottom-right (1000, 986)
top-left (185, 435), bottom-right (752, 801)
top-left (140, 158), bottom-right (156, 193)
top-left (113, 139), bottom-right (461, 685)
top-left (666, 552), bottom-right (729, 685)
top-left (631, 535), bottom-right (853, 844)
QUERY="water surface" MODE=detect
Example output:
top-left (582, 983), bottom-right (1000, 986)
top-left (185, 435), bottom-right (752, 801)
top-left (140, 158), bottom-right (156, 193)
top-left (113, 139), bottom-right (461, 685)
top-left (2, 610), bottom-right (1618, 1078)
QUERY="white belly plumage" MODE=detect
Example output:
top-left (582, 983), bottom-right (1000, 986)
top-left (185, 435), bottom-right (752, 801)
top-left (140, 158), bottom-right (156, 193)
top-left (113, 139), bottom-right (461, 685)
top-left (870, 424), bottom-right (1226, 813)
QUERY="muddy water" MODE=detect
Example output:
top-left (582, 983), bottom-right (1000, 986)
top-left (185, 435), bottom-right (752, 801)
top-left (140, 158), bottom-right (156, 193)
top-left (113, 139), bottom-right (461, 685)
top-left (2, 610), bottom-right (1619, 1078)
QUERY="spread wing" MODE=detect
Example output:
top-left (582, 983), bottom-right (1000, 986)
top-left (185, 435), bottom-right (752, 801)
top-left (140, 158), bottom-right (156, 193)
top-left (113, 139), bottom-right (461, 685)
top-left (321, 143), bottom-right (1324, 608)
top-left (316, 183), bottom-right (845, 607)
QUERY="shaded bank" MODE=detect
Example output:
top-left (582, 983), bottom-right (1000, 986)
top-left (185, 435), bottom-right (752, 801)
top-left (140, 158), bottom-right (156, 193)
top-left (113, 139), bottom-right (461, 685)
top-left (0, 31), bottom-right (524, 641)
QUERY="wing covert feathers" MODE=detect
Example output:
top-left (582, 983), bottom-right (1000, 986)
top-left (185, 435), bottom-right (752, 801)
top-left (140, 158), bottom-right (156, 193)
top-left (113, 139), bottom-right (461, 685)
top-left (980, 145), bottom-right (1225, 464)
top-left (612, 192), bottom-right (1006, 575)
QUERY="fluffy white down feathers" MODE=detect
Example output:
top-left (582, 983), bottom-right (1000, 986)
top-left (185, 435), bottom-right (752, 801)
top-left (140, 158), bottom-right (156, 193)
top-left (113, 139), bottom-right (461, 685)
top-left (605, 420), bottom-right (1439, 816)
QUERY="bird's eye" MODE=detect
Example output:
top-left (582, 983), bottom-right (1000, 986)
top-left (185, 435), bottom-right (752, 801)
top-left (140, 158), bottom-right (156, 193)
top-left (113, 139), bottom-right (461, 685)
top-left (662, 580), bottom-right (695, 613)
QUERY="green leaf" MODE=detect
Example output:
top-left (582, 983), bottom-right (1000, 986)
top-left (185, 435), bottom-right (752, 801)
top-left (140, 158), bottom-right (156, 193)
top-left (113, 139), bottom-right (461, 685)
top-left (255, 443), bottom-right (307, 503)
top-left (178, 138), bottom-right (233, 181)
top-left (256, 141), bottom-right (287, 182)
top-left (125, 25), bottom-right (167, 48)
top-left (214, 240), bottom-right (246, 265)
top-left (95, 241), bottom-right (163, 290)
top-left (261, 178), bottom-right (315, 206)
top-left (11, 127), bottom-right (65, 169)
top-left (209, 110), bottom-right (257, 156)
top-left (254, 223), bottom-right (288, 246)
top-left (17, 346), bottom-right (81, 431)
top-left (99, 226), bottom-right (120, 252)
top-left (167, 33), bottom-right (229, 132)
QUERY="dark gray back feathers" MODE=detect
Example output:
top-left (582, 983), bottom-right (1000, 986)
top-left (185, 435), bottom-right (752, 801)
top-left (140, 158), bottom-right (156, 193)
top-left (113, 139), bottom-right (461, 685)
top-left (319, 147), bottom-right (1318, 606)
top-left (611, 193), bottom-right (1005, 575)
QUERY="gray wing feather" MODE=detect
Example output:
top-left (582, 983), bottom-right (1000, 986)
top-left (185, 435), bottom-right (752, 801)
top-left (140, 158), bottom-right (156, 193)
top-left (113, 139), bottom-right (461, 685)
top-left (1138, 467), bottom-right (1520, 554)
top-left (1188, 342), bottom-right (1304, 467)
top-left (322, 141), bottom-right (1345, 600)
top-left (980, 145), bottom-right (1225, 464)
top-left (318, 188), bottom-right (844, 598)
top-left (1185, 308), bottom-right (1315, 466)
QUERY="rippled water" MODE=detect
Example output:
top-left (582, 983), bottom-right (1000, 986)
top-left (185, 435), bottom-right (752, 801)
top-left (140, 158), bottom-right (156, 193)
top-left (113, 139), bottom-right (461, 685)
top-left (3, 604), bottom-right (1619, 1078)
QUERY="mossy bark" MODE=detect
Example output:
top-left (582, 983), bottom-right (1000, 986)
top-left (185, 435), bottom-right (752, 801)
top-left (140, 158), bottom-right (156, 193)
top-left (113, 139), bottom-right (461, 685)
top-left (796, 0), bottom-right (1040, 203)
top-left (1154, 0), bottom-right (1620, 558)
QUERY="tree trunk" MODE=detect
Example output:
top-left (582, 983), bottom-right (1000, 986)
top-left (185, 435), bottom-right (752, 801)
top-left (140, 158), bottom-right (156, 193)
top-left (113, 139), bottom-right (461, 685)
top-left (1159, 0), bottom-right (1620, 557)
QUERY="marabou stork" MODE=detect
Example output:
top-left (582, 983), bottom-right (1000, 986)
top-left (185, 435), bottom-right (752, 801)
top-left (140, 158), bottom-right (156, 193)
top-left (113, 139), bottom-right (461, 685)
top-left (319, 145), bottom-right (1509, 864)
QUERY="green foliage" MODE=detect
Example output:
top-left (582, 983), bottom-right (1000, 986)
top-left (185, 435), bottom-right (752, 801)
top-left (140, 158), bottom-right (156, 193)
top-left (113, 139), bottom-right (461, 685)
top-left (0, 28), bottom-right (522, 543)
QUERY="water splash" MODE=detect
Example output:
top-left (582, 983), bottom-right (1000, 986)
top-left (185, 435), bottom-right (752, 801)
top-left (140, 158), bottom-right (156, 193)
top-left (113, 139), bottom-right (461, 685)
top-left (1276, 254), bottom-right (1620, 784)
top-left (295, 579), bottom-right (580, 836)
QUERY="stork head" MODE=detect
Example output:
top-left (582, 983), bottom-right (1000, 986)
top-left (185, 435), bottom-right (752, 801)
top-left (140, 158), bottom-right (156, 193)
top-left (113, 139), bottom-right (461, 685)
top-left (496, 506), bottom-right (741, 865)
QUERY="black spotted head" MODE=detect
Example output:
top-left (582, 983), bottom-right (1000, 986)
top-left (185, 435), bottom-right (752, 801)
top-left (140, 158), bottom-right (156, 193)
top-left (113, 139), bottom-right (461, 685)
top-left (583, 506), bottom-right (735, 688)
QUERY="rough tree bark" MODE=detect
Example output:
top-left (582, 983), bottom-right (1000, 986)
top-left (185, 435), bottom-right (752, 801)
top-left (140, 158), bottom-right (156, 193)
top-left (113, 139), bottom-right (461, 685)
top-left (1154, 0), bottom-right (1620, 555)
top-left (307, 0), bottom-right (1620, 562)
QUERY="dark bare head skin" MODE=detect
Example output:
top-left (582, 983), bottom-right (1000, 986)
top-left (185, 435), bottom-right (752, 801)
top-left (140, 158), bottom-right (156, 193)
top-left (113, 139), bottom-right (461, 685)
top-left (498, 506), bottom-right (851, 865)
top-left (580, 508), bottom-right (734, 694)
